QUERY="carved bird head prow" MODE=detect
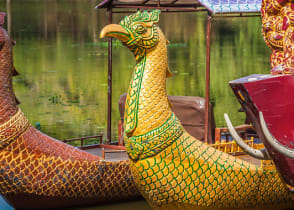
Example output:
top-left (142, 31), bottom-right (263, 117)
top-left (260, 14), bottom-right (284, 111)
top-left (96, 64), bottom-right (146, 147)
top-left (100, 10), bottom-right (162, 54)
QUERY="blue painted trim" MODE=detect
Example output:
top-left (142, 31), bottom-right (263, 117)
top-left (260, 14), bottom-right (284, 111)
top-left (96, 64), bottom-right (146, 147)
top-left (198, 0), bottom-right (261, 14)
top-left (0, 194), bottom-right (13, 210)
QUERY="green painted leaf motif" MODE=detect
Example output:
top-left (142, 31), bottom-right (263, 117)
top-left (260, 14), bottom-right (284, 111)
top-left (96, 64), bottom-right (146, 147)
top-left (120, 9), bottom-right (161, 28)
top-left (150, 9), bottom-right (161, 23)
top-left (124, 53), bottom-right (146, 135)
top-left (125, 113), bottom-right (184, 161)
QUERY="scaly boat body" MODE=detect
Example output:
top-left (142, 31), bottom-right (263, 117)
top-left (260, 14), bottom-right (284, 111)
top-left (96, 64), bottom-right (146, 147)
top-left (0, 12), bottom-right (140, 209)
top-left (100, 10), bottom-right (294, 209)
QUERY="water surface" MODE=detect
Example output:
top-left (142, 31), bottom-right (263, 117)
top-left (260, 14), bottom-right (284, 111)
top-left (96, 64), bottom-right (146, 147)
top-left (0, 0), bottom-right (270, 142)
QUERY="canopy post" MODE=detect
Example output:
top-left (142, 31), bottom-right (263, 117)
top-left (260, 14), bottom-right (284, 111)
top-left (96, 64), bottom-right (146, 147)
top-left (6, 0), bottom-right (11, 35)
top-left (204, 14), bottom-right (212, 144)
top-left (107, 8), bottom-right (113, 144)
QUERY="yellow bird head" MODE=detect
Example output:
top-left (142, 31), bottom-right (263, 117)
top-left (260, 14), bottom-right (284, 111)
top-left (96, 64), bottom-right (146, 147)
top-left (100, 10), bottom-right (162, 51)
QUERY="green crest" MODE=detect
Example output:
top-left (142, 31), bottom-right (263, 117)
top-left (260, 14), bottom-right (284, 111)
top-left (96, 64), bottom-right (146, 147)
top-left (120, 10), bottom-right (161, 27)
top-left (118, 10), bottom-right (161, 49)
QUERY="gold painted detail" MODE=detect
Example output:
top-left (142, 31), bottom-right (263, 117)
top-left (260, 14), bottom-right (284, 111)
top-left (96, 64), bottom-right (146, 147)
top-left (262, 159), bottom-right (276, 170)
top-left (286, 183), bottom-right (294, 192)
top-left (237, 90), bottom-right (245, 102)
top-left (261, 0), bottom-right (294, 74)
top-left (125, 113), bottom-right (184, 161)
top-left (0, 109), bottom-right (29, 149)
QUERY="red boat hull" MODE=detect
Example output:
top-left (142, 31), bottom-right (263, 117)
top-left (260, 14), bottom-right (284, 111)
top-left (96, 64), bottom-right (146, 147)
top-left (230, 74), bottom-right (294, 188)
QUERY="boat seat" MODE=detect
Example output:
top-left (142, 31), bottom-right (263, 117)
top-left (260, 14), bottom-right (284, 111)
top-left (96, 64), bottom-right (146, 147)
top-left (118, 93), bottom-right (216, 144)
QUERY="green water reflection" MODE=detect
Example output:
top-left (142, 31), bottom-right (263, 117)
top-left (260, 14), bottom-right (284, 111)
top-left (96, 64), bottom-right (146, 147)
top-left (0, 1), bottom-right (270, 144)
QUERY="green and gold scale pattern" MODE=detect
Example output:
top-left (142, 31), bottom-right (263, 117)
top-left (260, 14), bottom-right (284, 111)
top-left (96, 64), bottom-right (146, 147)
top-left (130, 123), bottom-right (294, 208)
top-left (125, 113), bottom-right (183, 161)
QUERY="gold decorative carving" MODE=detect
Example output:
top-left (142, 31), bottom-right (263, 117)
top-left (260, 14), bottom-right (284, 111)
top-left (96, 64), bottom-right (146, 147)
top-left (261, 0), bottom-right (294, 74)
top-left (0, 109), bottom-right (29, 150)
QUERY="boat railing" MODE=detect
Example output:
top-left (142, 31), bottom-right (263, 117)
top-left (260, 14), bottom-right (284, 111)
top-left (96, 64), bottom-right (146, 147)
top-left (215, 124), bottom-right (257, 142)
top-left (213, 124), bottom-right (259, 155)
top-left (63, 133), bottom-right (104, 149)
top-left (100, 144), bottom-right (126, 160)
top-left (212, 127), bottom-right (275, 169)
top-left (211, 137), bottom-right (255, 154)
top-left (63, 133), bottom-right (128, 160)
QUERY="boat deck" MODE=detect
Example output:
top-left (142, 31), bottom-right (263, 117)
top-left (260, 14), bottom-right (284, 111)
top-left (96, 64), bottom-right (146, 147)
top-left (84, 147), bottom-right (262, 166)
top-left (236, 154), bottom-right (261, 166)
top-left (84, 147), bottom-right (129, 161)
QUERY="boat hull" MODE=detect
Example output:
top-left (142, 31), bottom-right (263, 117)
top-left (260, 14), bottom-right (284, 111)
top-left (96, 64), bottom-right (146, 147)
top-left (5, 190), bottom-right (140, 209)
top-left (230, 74), bottom-right (294, 188)
top-left (0, 13), bottom-right (141, 208)
top-left (156, 201), bottom-right (294, 210)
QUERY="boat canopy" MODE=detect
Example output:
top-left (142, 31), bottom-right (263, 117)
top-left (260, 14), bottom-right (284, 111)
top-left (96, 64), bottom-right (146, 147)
top-left (96, 0), bottom-right (261, 14)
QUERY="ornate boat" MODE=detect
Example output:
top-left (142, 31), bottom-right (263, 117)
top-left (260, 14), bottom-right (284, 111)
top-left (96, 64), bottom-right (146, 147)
top-left (100, 9), bottom-right (294, 209)
top-left (2, 0), bottom-right (294, 208)
top-left (0, 12), bottom-right (140, 209)
top-left (228, 74), bottom-right (294, 191)
top-left (224, 0), bottom-right (294, 191)
top-left (0, 8), bottom-right (268, 209)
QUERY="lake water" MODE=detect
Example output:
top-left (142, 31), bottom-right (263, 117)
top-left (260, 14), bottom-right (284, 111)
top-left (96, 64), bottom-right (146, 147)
top-left (0, 0), bottom-right (270, 208)
top-left (0, 0), bottom-right (271, 143)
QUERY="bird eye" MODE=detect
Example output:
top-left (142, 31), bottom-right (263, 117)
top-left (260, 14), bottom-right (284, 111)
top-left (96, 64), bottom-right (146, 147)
top-left (135, 25), bottom-right (146, 34)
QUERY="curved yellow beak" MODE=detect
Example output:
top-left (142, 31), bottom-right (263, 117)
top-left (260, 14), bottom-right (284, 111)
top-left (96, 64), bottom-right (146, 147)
top-left (100, 24), bottom-right (130, 43)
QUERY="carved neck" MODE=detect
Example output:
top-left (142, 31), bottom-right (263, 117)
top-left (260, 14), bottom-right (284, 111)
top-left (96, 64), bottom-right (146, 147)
top-left (124, 31), bottom-right (172, 137)
top-left (0, 74), bottom-right (18, 124)
top-left (0, 30), bottom-right (18, 124)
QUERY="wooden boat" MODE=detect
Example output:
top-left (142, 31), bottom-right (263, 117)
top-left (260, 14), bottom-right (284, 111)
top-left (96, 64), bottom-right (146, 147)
top-left (228, 74), bottom-right (294, 191)
top-left (0, 8), bottom-right (268, 209)
top-left (224, 0), bottom-right (294, 191)
top-left (0, 12), bottom-right (141, 209)
top-left (100, 8), bottom-right (294, 209)
top-left (1, 0), bottom-right (293, 209)
top-left (0, 9), bottom-right (216, 209)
